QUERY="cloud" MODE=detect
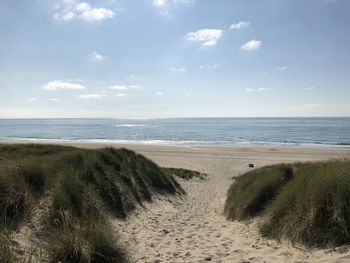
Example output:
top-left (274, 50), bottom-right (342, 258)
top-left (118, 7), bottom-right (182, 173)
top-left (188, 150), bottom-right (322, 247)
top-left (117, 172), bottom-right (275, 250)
top-left (152, 0), bottom-right (193, 9)
top-left (303, 104), bottom-right (320, 107)
top-left (109, 85), bottom-right (127, 90)
top-left (128, 85), bottom-right (144, 89)
top-left (169, 67), bottom-right (186, 73)
top-left (50, 98), bottom-right (60, 101)
top-left (29, 98), bottom-right (37, 101)
top-left (155, 92), bottom-right (164, 96)
top-left (42, 80), bottom-right (86, 91)
top-left (199, 63), bottom-right (220, 70)
top-left (54, 0), bottom-right (115, 23)
top-left (277, 66), bottom-right (288, 71)
top-left (245, 87), bottom-right (269, 92)
top-left (90, 52), bottom-right (106, 61)
top-left (241, 40), bottom-right (261, 51)
top-left (306, 86), bottom-right (316, 90)
top-left (230, 21), bottom-right (250, 30)
top-left (116, 93), bottom-right (126, 97)
top-left (288, 104), bottom-right (321, 110)
top-left (186, 29), bottom-right (223, 47)
top-left (152, 0), bottom-right (167, 7)
top-left (77, 94), bottom-right (107, 99)
top-left (108, 85), bottom-right (144, 90)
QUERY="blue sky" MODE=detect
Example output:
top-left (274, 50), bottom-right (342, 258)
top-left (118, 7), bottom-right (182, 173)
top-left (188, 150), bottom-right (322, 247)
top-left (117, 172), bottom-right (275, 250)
top-left (0, 0), bottom-right (349, 118)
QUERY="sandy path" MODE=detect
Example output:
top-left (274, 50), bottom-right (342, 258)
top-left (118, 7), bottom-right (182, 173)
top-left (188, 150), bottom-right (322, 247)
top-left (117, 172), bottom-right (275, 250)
top-left (113, 146), bottom-right (350, 263)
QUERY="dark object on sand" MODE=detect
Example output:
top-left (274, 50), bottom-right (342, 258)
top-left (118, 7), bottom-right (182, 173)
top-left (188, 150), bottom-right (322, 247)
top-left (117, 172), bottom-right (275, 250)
top-left (249, 163), bottom-right (254, 168)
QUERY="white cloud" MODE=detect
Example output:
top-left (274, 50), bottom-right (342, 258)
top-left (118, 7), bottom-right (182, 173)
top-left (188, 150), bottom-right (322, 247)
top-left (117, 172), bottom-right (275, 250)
top-left (173, 0), bottom-right (193, 3)
top-left (169, 67), bottom-right (186, 73)
top-left (306, 86), bottom-right (316, 90)
top-left (42, 80), bottom-right (86, 91)
top-left (81, 7), bottom-right (114, 22)
top-left (54, 11), bottom-right (76, 22)
top-left (153, 0), bottom-right (167, 7)
top-left (241, 40), bottom-right (262, 51)
top-left (29, 98), bottom-right (37, 101)
top-left (186, 29), bottom-right (223, 47)
top-left (245, 87), bottom-right (269, 92)
top-left (109, 85), bottom-right (127, 90)
top-left (116, 93), bottom-right (126, 97)
top-left (54, 0), bottom-right (115, 23)
top-left (50, 98), bottom-right (60, 101)
top-left (277, 66), bottom-right (288, 71)
top-left (230, 21), bottom-right (250, 30)
top-left (108, 85), bottom-right (144, 90)
top-left (128, 85), bottom-right (144, 89)
top-left (152, 0), bottom-right (193, 9)
top-left (77, 94), bottom-right (107, 99)
top-left (90, 52), bottom-right (106, 61)
top-left (155, 92), bottom-right (164, 96)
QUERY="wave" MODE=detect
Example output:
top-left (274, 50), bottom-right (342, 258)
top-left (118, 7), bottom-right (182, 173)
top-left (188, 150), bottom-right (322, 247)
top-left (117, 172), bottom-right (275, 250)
top-left (112, 124), bottom-right (152, 128)
top-left (1, 137), bottom-right (350, 148)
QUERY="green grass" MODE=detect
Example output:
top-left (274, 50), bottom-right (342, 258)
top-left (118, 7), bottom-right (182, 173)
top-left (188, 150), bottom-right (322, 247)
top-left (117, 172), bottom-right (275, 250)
top-left (0, 232), bottom-right (15, 263)
top-left (0, 144), bottom-right (185, 262)
top-left (224, 164), bottom-right (293, 220)
top-left (162, 167), bottom-right (208, 180)
top-left (225, 159), bottom-right (350, 248)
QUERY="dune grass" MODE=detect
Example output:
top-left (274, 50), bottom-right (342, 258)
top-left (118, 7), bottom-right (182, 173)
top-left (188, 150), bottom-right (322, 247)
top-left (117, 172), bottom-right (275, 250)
top-left (225, 159), bottom-right (350, 248)
top-left (162, 167), bottom-right (208, 180)
top-left (224, 164), bottom-right (293, 220)
top-left (0, 232), bottom-right (15, 263)
top-left (0, 144), bottom-right (184, 262)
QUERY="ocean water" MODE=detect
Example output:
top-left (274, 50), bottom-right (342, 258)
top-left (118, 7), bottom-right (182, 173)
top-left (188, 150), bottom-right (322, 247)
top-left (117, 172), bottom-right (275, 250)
top-left (0, 118), bottom-right (349, 148)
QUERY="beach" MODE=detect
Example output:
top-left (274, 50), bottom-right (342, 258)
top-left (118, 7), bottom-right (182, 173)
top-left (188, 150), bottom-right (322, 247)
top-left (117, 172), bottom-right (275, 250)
top-left (115, 145), bottom-right (350, 263)
top-left (5, 141), bottom-right (350, 262)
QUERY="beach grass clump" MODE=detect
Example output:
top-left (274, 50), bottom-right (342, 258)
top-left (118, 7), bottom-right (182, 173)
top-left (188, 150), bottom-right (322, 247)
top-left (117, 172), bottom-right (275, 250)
top-left (49, 210), bottom-right (128, 263)
top-left (224, 164), bottom-right (293, 220)
top-left (0, 232), bottom-right (16, 263)
top-left (261, 160), bottom-right (350, 247)
top-left (162, 167), bottom-right (208, 180)
top-left (0, 170), bottom-right (30, 229)
top-left (225, 159), bottom-right (350, 247)
top-left (0, 144), bottom-right (185, 262)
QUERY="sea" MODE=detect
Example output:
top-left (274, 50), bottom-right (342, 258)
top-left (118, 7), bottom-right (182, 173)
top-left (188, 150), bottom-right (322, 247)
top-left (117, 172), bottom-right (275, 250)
top-left (0, 118), bottom-right (349, 148)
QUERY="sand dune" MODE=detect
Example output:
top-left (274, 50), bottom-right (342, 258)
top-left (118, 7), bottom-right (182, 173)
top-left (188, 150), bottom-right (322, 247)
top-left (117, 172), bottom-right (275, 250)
top-left (4, 141), bottom-right (350, 262)
top-left (111, 145), bottom-right (350, 263)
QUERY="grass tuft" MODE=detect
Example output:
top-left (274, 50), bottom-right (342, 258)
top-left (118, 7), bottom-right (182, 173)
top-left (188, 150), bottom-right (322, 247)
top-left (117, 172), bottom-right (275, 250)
top-left (224, 164), bottom-right (293, 220)
top-left (0, 232), bottom-right (15, 263)
top-left (0, 144), bottom-right (185, 262)
top-left (261, 160), bottom-right (350, 247)
top-left (162, 167), bottom-right (208, 181)
top-left (225, 159), bottom-right (350, 248)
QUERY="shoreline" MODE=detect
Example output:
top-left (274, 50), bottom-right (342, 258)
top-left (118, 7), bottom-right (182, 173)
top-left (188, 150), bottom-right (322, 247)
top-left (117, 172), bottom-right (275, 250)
top-left (1, 138), bottom-right (350, 152)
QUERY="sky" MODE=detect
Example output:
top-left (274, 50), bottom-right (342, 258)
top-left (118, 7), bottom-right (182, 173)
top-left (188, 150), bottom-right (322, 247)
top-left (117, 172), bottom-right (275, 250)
top-left (0, 0), bottom-right (349, 118)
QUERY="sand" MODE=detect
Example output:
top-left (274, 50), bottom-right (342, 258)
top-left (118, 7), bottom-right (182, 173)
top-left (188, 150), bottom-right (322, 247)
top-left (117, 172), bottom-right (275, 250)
top-left (4, 141), bottom-right (350, 262)
top-left (112, 145), bottom-right (350, 263)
